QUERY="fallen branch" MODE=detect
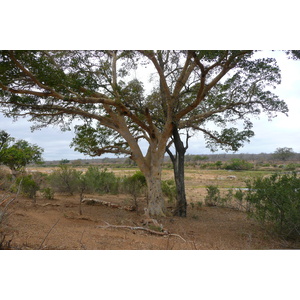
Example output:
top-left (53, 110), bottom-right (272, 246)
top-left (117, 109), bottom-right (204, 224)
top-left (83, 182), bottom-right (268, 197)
top-left (82, 198), bottom-right (135, 211)
top-left (97, 221), bottom-right (186, 242)
top-left (38, 218), bottom-right (60, 249)
top-left (40, 203), bottom-right (61, 207)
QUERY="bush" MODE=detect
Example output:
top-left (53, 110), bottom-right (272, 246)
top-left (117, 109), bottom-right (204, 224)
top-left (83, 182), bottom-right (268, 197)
top-left (161, 179), bottom-right (176, 203)
top-left (48, 165), bottom-right (81, 195)
top-left (84, 166), bottom-right (120, 194)
top-left (204, 185), bottom-right (221, 206)
top-left (122, 171), bottom-right (147, 208)
top-left (41, 187), bottom-right (55, 200)
top-left (16, 175), bottom-right (39, 199)
top-left (245, 172), bottom-right (300, 240)
top-left (225, 159), bottom-right (253, 171)
top-left (284, 163), bottom-right (297, 171)
top-left (128, 171), bottom-right (147, 186)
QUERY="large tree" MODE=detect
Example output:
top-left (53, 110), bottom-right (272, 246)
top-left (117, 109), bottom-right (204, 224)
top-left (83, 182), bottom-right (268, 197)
top-left (272, 147), bottom-right (295, 161)
top-left (166, 61), bottom-right (288, 216)
top-left (0, 50), bottom-right (288, 216)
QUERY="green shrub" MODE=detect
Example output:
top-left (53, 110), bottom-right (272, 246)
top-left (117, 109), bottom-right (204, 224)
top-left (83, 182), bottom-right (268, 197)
top-left (284, 164), bottom-right (297, 171)
top-left (16, 175), bottom-right (39, 199)
top-left (245, 172), bottom-right (300, 240)
top-left (41, 187), bottom-right (54, 200)
top-left (215, 161), bottom-right (223, 169)
top-left (48, 165), bottom-right (81, 195)
top-left (122, 171), bottom-right (147, 209)
top-left (161, 179), bottom-right (176, 203)
top-left (234, 188), bottom-right (245, 202)
top-left (196, 201), bottom-right (203, 209)
top-left (222, 188), bottom-right (233, 204)
top-left (204, 185), bottom-right (221, 206)
top-left (129, 171), bottom-right (147, 186)
top-left (225, 159), bottom-right (253, 171)
top-left (84, 166), bottom-right (120, 194)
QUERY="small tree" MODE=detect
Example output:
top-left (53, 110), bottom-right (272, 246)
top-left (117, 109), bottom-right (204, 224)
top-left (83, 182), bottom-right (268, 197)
top-left (272, 147), bottom-right (295, 161)
top-left (122, 171), bottom-right (147, 211)
top-left (0, 137), bottom-right (43, 175)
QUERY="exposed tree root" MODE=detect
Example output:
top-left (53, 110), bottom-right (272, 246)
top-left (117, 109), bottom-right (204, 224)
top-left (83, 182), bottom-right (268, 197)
top-left (97, 221), bottom-right (187, 242)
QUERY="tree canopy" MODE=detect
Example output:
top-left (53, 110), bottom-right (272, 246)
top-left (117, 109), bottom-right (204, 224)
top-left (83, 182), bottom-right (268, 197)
top-left (0, 50), bottom-right (290, 216)
top-left (0, 131), bottom-right (43, 173)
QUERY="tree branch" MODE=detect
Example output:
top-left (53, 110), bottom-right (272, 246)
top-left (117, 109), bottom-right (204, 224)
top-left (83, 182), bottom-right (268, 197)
top-left (97, 221), bottom-right (187, 242)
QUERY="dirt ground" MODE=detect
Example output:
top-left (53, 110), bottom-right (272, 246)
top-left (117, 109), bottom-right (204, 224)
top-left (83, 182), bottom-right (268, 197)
top-left (2, 192), bottom-right (295, 250)
top-left (1, 167), bottom-right (298, 250)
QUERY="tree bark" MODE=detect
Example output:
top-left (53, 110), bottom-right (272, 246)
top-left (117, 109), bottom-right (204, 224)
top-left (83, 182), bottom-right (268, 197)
top-left (146, 172), bottom-right (166, 216)
top-left (143, 145), bottom-right (167, 217)
top-left (167, 126), bottom-right (188, 217)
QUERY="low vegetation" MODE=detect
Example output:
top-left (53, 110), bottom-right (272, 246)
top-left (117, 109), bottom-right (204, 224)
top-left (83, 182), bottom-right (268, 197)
top-left (1, 153), bottom-right (300, 247)
top-left (245, 172), bottom-right (300, 240)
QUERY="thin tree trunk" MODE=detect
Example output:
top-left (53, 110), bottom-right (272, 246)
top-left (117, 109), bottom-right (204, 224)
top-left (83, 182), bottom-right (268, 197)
top-left (167, 126), bottom-right (188, 217)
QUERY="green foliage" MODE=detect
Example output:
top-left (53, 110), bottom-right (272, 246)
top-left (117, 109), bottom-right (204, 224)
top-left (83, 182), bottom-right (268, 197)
top-left (84, 166), bottom-right (120, 194)
top-left (192, 155), bottom-right (208, 162)
top-left (41, 187), bottom-right (54, 200)
top-left (60, 159), bottom-right (70, 164)
top-left (224, 159), bottom-right (253, 171)
top-left (215, 161), bottom-right (223, 169)
top-left (16, 175), bottom-right (39, 199)
top-left (234, 189), bottom-right (245, 202)
top-left (245, 172), bottom-right (300, 240)
top-left (284, 163), bottom-right (297, 171)
top-left (0, 130), bottom-right (13, 159)
top-left (48, 165), bottom-right (81, 195)
top-left (122, 171), bottom-right (147, 207)
top-left (161, 179), bottom-right (176, 203)
top-left (204, 185), bottom-right (221, 206)
top-left (0, 138), bottom-right (43, 172)
top-left (128, 171), bottom-right (147, 186)
top-left (71, 123), bottom-right (129, 157)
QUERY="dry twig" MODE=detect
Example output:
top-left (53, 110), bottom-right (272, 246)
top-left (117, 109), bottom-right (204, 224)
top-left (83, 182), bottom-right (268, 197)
top-left (38, 218), bottom-right (60, 249)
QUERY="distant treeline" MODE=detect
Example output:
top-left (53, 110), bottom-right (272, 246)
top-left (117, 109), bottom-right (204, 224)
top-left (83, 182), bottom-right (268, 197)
top-left (40, 152), bottom-right (300, 166)
top-left (184, 152), bottom-right (300, 162)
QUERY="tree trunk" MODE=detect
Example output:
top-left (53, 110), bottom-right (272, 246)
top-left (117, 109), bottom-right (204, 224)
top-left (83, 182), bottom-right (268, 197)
top-left (167, 126), bottom-right (187, 217)
top-left (173, 150), bottom-right (187, 217)
top-left (146, 172), bottom-right (166, 217)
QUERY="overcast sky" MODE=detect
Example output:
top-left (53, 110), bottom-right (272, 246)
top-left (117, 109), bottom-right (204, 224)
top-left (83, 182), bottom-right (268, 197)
top-left (0, 50), bottom-right (299, 161)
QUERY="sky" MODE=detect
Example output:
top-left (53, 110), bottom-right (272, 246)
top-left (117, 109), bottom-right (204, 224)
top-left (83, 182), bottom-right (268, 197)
top-left (0, 51), bottom-right (299, 161)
